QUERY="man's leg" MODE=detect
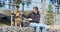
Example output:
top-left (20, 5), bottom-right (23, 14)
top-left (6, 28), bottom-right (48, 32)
top-left (29, 23), bottom-right (38, 27)
top-left (29, 23), bottom-right (39, 32)
top-left (36, 26), bottom-right (40, 32)
top-left (42, 27), bottom-right (46, 32)
top-left (39, 24), bottom-right (46, 32)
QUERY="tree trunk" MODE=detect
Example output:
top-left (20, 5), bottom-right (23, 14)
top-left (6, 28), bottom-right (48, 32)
top-left (40, 0), bottom-right (46, 24)
top-left (22, 3), bottom-right (24, 12)
top-left (57, 6), bottom-right (59, 14)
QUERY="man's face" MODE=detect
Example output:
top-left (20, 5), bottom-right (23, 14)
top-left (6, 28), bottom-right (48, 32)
top-left (33, 8), bottom-right (37, 13)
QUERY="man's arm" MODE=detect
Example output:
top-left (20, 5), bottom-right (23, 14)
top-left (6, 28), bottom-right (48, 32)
top-left (22, 13), bottom-right (31, 18)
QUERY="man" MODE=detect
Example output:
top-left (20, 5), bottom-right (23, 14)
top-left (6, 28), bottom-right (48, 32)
top-left (22, 6), bottom-right (46, 32)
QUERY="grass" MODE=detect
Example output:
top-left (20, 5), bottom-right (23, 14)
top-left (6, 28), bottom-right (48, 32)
top-left (0, 22), bottom-right (8, 27)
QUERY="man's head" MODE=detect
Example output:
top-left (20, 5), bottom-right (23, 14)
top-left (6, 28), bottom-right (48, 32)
top-left (33, 6), bottom-right (38, 14)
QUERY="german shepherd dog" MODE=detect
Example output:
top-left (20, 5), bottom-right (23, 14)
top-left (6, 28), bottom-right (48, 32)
top-left (12, 10), bottom-right (22, 27)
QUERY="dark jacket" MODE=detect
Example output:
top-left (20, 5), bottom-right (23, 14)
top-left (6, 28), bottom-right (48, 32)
top-left (22, 11), bottom-right (40, 23)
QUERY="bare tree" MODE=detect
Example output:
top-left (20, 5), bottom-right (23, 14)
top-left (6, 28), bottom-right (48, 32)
top-left (40, 0), bottom-right (46, 24)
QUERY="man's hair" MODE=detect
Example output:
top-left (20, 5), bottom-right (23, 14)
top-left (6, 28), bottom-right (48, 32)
top-left (33, 6), bottom-right (40, 14)
top-left (33, 6), bottom-right (38, 11)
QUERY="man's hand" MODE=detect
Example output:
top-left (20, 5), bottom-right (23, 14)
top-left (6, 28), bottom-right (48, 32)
top-left (28, 18), bottom-right (32, 21)
top-left (20, 12), bottom-right (23, 14)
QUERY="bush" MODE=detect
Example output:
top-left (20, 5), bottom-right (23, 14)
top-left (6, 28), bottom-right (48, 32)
top-left (45, 4), bottom-right (54, 25)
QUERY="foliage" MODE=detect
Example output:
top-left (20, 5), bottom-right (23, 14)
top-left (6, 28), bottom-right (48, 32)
top-left (45, 4), bottom-right (54, 25)
top-left (26, 0), bottom-right (31, 6)
top-left (50, 0), bottom-right (60, 14)
top-left (50, 0), bottom-right (56, 4)
top-left (0, 1), bottom-right (5, 7)
top-left (12, 0), bottom-right (31, 11)
top-left (50, 0), bottom-right (60, 5)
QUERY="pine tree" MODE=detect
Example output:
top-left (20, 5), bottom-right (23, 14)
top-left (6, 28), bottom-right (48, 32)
top-left (45, 4), bottom-right (54, 25)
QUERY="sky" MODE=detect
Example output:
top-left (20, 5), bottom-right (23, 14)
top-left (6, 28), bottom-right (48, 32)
top-left (19, 0), bottom-right (50, 10)
top-left (0, 0), bottom-right (55, 11)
